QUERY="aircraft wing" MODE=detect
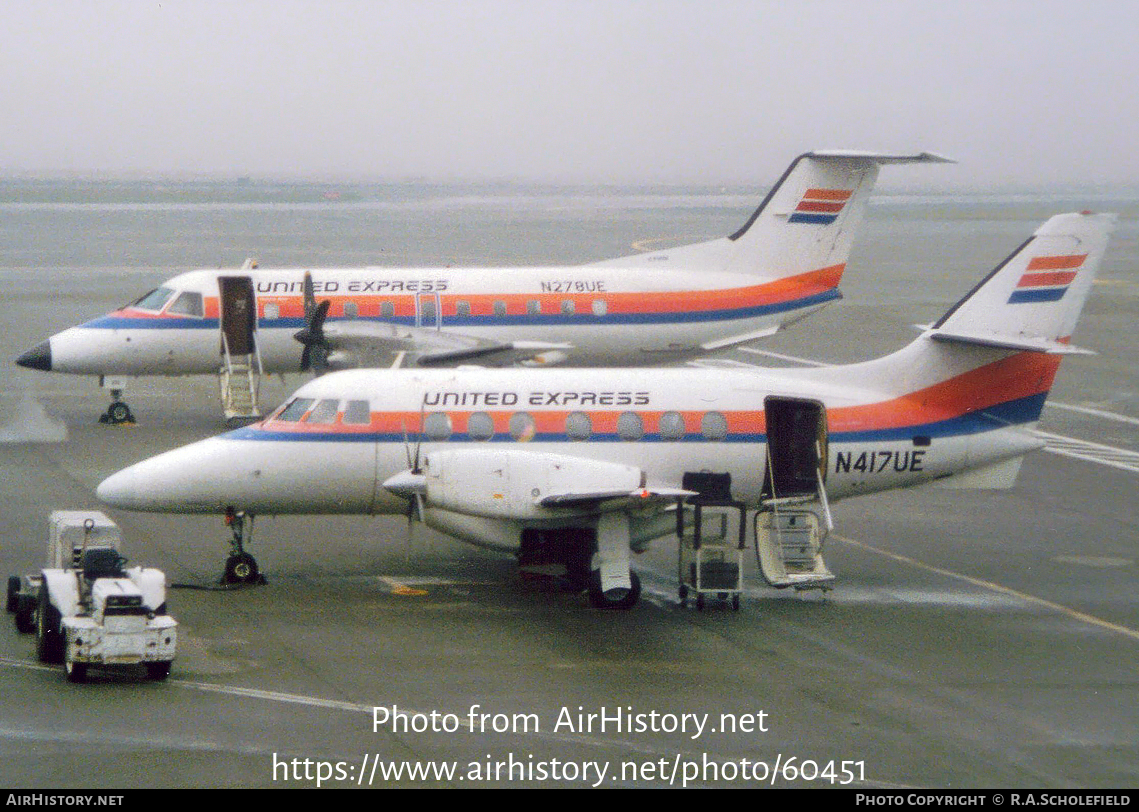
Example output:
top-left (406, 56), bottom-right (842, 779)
top-left (537, 486), bottom-right (696, 509)
top-left (318, 321), bottom-right (572, 369)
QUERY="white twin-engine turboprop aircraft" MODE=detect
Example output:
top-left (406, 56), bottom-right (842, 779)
top-left (17, 151), bottom-right (949, 424)
top-left (97, 212), bottom-right (1114, 609)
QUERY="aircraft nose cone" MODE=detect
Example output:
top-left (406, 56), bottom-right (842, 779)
top-left (16, 341), bottom-right (52, 371)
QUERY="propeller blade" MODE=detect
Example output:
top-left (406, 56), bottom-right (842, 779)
top-left (413, 399), bottom-right (426, 473)
top-left (294, 291), bottom-right (332, 375)
top-left (303, 271), bottom-right (316, 322)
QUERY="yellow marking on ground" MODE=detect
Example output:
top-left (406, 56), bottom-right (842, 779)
top-left (834, 534), bottom-right (1139, 645)
top-left (379, 576), bottom-right (428, 597)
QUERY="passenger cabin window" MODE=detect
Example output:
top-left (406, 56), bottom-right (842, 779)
top-left (592, 300), bottom-right (607, 316)
top-left (701, 411), bottom-right (728, 441)
top-left (424, 412), bottom-right (452, 441)
top-left (467, 411), bottom-right (494, 441)
top-left (277, 398), bottom-right (315, 422)
top-left (659, 411), bottom-right (686, 441)
top-left (166, 291), bottom-right (204, 318)
top-left (456, 301), bottom-right (471, 318)
top-left (420, 299), bottom-right (437, 322)
top-left (561, 299), bottom-right (575, 315)
top-left (617, 411), bottom-right (643, 441)
top-left (343, 302), bottom-right (358, 319)
top-left (509, 412), bottom-right (536, 442)
top-left (381, 301), bottom-right (395, 319)
top-left (565, 411), bottom-right (591, 441)
top-left (306, 399), bottom-right (339, 424)
top-left (527, 300), bottom-right (541, 315)
top-left (263, 303), bottom-right (280, 320)
top-left (131, 287), bottom-right (174, 312)
top-left (343, 400), bottom-right (371, 425)
top-left (494, 300), bottom-right (507, 317)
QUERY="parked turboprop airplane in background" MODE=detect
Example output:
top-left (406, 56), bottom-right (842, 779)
top-left (97, 212), bottom-right (1113, 609)
top-left (17, 151), bottom-right (950, 424)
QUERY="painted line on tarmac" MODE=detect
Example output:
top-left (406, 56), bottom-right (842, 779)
top-left (1044, 402), bottom-right (1139, 427)
top-left (0, 655), bottom-right (712, 763)
top-left (834, 536), bottom-right (1139, 645)
top-left (737, 347), bottom-right (831, 366)
top-left (1032, 430), bottom-right (1139, 474)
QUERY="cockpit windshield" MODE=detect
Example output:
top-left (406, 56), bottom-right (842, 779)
top-left (129, 287), bottom-right (175, 312)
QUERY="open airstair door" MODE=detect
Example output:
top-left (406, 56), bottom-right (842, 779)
top-left (756, 396), bottom-right (835, 590)
top-left (217, 275), bottom-right (262, 424)
top-left (219, 276), bottom-right (256, 356)
top-left (762, 396), bottom-right (827, 500)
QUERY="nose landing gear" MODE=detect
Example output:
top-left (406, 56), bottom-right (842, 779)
top-left (222, 508), bottom-right (265, 585)
top-left (98, 383), bottom-right (135, 425)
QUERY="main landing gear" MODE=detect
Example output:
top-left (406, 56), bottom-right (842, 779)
top-left (588, 570), bottom-right (641, 610)
top-left (222, 508), bottom-right (265, 585)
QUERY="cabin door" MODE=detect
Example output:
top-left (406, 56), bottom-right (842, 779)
top-left (761, 396), bottom-right (828, 500)
top-left (218, 276), bottom-right (256, 356)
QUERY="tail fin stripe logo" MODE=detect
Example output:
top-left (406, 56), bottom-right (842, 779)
top-left (1007, 254), bottom-right (1087, 304)
top-left (802, 188), bottom-right (853, 201)
top-left (789, 188), bottom-right (854, 225)
top-left (1026, 253), bottom-right (1087, 271)
top-left (1018, 270), bottom-right (1078, 288)
top-left (1008, 288), bottom-right (1069, 304)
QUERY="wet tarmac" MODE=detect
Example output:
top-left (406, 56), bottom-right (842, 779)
top-left (0, 185), bottom-right (1136, 787)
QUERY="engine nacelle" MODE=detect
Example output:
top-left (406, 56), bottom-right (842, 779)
top-left (422, 449), bottom-right (642, 520)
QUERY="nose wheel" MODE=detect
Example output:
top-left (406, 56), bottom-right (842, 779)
top-left (98, 390), bottom-right (135, 425)
top-left (221, 509), bottom-right (265, 585)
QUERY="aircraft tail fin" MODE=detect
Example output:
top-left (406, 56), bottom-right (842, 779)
top-left (926, 211), bottom-right (1115, 353)
top-left (592, 151), bottom-right (953, 290)
top-left (832, 212), bottom-right (1115, 419)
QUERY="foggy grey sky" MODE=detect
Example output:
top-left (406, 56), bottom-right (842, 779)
top-left (2, 0), bottom-right (1135, 188)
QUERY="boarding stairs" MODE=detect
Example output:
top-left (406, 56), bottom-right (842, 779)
top-left (755, 440), bottom-right (836, 590)
top-left (219, 333), bottom-right (262, 425)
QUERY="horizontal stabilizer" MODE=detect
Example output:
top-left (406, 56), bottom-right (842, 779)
top-left (935, 456), bottom-right (1030, 490)
top-left (807, 150), bottom-right (954, 165)
top-left (927, 329), bottom-right (1094, 355)
top-left (700, 324), bottom-right (780, 351)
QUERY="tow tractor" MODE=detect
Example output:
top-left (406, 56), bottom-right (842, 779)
top-left (7, 511), bottom-right (177, 682)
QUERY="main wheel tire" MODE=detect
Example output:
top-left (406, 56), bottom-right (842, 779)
top-left (223, 553), bottom-right (260, 585)
top-left (14, 595), bottom-right (35, 634)
top-left (146, 661), bottom-right (172, 681)
top-left (36, 588), bottom-right (64, 664)
top-left (587, 570), bottom-right (641, 610)
top-left (6, 576), bottom-right (19, 613)
top-left (65, 660), bottom-right (87, 683)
